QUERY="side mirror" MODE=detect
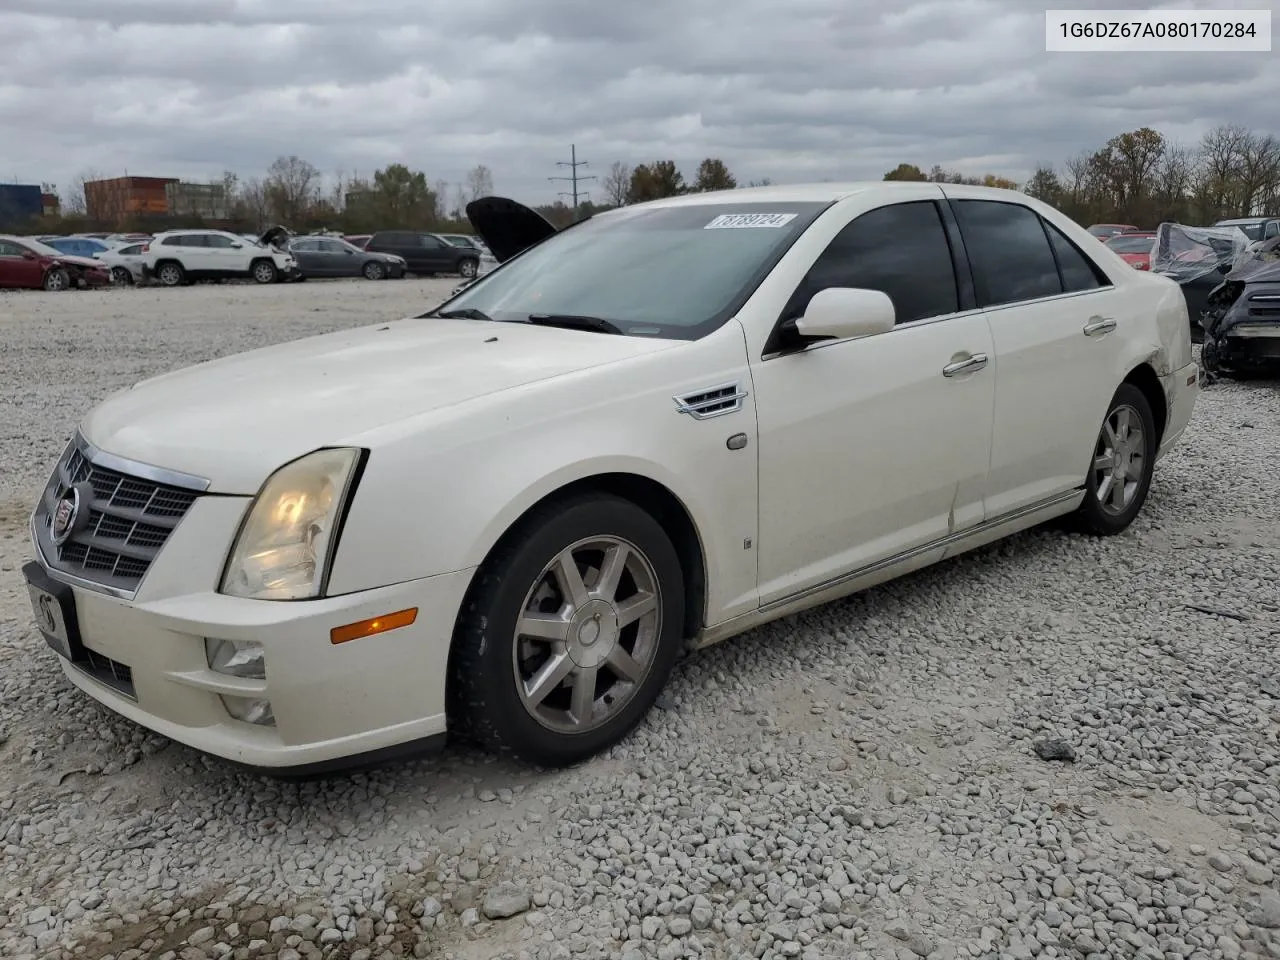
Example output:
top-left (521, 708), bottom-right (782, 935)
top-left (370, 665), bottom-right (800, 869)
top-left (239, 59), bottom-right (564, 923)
top-left (791, 287), bottom-right (896, 343)
top-left (230, 242), bottom-right (242, 248)
top-left (22, 250), bottom-right (37, 260)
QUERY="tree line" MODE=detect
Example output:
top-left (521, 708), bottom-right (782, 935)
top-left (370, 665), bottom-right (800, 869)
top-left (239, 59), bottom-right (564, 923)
top-left (22, 155), bottom-right (761, 234)
top-left (20, 122), bottom-right (1277, 236)
top-left (886, 123), bottom-right (1279, 228)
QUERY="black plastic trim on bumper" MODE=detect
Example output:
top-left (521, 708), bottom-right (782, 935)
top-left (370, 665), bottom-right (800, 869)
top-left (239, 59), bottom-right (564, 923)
top-left (226, 732), bottom-right (449, 781)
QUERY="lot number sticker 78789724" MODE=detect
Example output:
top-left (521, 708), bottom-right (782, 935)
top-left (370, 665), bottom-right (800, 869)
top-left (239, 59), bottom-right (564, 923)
top-left (704, 213), bottom-right (798, 229)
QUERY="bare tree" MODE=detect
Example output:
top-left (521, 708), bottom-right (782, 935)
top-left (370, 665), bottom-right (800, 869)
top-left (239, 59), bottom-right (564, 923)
top-left (602, 161), bottom-right (631, 206)
top-left (465, 164), bottom-right (494, 202)
top-left (1236, 131), bottom-right (1280, 216)
top-left (451, 184), bottom-right (468, 220)
top-left (263, 154), bottom-right (320, 224)
top-left (238, 177), bottom-right (270, 228)
top-left (432, 179), bottom-right (450, 221)
top-left (64, 167), bottom-right (104, 217)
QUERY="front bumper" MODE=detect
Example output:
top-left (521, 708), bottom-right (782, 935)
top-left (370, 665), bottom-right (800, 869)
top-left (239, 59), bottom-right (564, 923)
top-left (280, 262), bottom-right (304, 281)
top-left (27, 489), bottom-right (474, 774)
top-left (1214, 323), bottom-right (1280, 366)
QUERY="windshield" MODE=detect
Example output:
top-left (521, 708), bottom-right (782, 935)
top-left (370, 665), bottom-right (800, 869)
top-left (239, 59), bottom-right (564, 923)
top-left (1107, 235), bottom-right (1155, 253)
top-left (1221, 222), bottom-right (1262, 241)
top-left (439, 201), bottom-right (829, 339)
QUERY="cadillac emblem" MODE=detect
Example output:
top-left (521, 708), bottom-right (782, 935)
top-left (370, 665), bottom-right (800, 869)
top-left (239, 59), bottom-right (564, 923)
top-left (50, 487), bottom-right (82, 546)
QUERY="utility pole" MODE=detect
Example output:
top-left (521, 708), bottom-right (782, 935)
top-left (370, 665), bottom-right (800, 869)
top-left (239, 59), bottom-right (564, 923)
top-left (548, 144), bottom-right (596, 214)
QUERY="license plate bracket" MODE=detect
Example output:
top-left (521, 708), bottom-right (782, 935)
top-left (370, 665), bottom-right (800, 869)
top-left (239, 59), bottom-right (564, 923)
top-left (22, 561), bottom-right (86, 662)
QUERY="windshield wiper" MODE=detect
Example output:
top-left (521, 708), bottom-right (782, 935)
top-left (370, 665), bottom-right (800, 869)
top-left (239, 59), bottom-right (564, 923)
top-left (434, 307), bottom-right (496, 322)
top-left (525, 313), bottom-right (623, 335)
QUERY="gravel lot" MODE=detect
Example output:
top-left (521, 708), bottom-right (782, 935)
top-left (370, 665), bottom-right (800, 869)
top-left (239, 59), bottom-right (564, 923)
top-left (2, 280), bottom-right (1279, 960)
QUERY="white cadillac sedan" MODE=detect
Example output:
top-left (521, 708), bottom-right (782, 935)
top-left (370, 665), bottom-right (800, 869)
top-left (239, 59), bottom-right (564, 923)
top-left (24, 183), bottom-right (1198, 776)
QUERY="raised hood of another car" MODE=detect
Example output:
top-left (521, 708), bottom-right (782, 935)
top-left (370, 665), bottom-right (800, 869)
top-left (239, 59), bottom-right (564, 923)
top-left (465, 196), bottom-right (560, 262)
top-left (79, 316), bottom-right (679, 494)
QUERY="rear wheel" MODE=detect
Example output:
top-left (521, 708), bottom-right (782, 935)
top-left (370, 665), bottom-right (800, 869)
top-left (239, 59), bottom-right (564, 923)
top-left (251, 260), bottom-right (278, 284)
top-left (448, 494), bottom-right (685, 767)
top-left (363, 261), bottom-right (385, 281)
top-left (43, 268), bottom-right (69, 291)
top-left (1072, 383), bottom-right (1157, 536)
top-left (156, 262), bottom-right (185, 287)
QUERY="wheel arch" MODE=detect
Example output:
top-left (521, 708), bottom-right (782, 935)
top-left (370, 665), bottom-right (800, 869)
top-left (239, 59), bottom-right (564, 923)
top-left (454, 471), bottom-right (709, 646)
top-left (1122, 362), bottom-right (1168, 444)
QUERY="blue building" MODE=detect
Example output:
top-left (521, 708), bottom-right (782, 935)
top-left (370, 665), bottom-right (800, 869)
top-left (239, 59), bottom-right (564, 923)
top-left (0, 183), bottom-right (44, 228)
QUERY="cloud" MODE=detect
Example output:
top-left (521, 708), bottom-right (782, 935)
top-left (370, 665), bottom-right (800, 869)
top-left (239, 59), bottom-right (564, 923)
top-left (1, 0), bottom-right (1274, 205)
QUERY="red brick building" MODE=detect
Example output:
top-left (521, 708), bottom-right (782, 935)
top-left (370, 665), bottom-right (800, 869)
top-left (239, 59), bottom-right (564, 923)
top-left (84, 176), bottom-right (178, 223)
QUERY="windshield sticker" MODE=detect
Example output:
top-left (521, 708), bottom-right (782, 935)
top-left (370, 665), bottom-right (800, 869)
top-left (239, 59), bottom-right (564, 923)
top-left (704, 213), bottom-right (798, 230)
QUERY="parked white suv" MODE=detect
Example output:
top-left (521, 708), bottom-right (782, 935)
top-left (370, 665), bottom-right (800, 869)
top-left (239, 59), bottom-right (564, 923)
top-left (142, 227), bottom-right (300, 286)
top-left (25, 183), bottom-right (1197, 775)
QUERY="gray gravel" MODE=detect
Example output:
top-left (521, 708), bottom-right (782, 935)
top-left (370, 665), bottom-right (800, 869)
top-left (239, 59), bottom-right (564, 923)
top-left (2, 280), bottom-right (1279, 960)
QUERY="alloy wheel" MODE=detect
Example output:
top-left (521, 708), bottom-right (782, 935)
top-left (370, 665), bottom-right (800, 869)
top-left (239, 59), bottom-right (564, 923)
top-left (512, 536), bottom-right (662, 734)
top-left (1092, 403), bottom-right (1146, 515)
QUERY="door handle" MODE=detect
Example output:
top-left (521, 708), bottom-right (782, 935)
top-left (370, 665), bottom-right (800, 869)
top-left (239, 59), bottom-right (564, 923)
top-left (1083, 316), bottom-right (1117, 336)
top-left (942, 353), bottom-right (989, 377)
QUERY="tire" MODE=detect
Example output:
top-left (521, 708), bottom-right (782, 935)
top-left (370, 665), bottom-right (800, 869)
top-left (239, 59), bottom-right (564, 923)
top-left (448, 493), bottom-right (686, 767)
top-left (458, 258), bottom-right (478, 279)
top-left (251, 260), bottom-right (278, 284)
top-left (363, 261), bottom-right (385, 281)
top-left (1072, 383), bottom-right (1157, 536)
top-left (43, 268), bottom-right (69, 292)
top-left (110, 267), bottom-right (133, 286)
top-left (156, 262), bottom-right (185, 287)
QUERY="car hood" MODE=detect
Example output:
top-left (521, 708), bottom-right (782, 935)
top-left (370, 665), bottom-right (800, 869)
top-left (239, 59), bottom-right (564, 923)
top-left (80, 316), bottom-right (679, 493)
top-left (466, 195), bottom-right (559, 262)
top-left (53, 253), bottom-right (105, 269)
top-left (259, 224), bottom-right (290, 247)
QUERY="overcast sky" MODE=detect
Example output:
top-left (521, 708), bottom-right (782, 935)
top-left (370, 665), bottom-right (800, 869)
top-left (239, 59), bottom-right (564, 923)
top-left (2, 0), bottom-right (1276, 206)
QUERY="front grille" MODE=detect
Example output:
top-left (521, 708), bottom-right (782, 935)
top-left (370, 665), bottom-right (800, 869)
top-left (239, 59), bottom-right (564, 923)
top-left (34, 437), bottom-right (202, 595)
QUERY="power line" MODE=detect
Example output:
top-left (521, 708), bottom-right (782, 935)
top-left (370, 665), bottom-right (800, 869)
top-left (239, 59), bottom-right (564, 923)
top-left (548, 144), bottom-right (596, 212)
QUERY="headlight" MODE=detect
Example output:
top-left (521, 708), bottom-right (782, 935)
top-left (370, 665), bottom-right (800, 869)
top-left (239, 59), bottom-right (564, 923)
top-left (219, 448), bottom-right (362, 600)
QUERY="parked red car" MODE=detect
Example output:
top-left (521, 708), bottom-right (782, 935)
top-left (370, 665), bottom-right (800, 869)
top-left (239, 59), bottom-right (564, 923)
top-left (1104, 231), bottom-right (1157, 270)
top-left (0, 234), bottom-right (112, 290)
top-left (1087, 223), bottom-right (1141, 242)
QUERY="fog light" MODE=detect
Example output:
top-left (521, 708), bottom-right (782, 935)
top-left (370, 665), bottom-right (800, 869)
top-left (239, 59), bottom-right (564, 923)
top-left (205, 638), bottom-right (265, 679)
top-left (220, 695), bottom-right (275, 726)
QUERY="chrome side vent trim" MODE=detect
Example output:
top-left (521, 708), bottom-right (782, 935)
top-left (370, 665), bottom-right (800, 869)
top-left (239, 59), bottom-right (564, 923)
top-left (673, 382), bottom-right (748, 420)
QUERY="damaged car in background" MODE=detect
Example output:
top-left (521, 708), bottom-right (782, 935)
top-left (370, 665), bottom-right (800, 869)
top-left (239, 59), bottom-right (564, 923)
top-left (1150, 222), bottom-right (1253, 341)
top-left (0, 234), bottom-right (112, 291)
top-left (1198, 246), bottom-right (1280, 380)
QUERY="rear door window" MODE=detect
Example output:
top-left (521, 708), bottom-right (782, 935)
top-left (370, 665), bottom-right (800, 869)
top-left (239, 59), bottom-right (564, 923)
top-left (954, 200), bottom-right (1062, 307)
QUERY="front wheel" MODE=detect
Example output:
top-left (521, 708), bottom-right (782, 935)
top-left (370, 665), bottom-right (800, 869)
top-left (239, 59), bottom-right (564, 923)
top-left (458, 258), bottom-right (478, 279)
top-left (363, 261), bottom-right (385, 281)
top-left (251, 260), bottom-right (278, 284)
top-left (1072, 383), bottom-right (1157, 536)
top-left (110, 266), bottom-right (133, 286)
top-left (448, 494), bottom-right (685, 767)
top-left (43, 268), bottom-right (69, 291)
